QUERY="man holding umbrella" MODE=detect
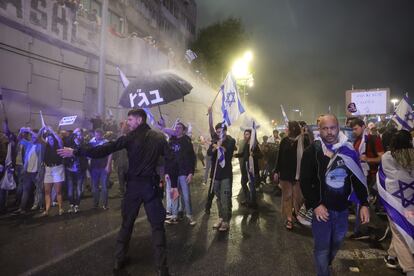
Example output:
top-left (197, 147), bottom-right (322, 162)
top-left (58, 109), bottom-right (170, 275)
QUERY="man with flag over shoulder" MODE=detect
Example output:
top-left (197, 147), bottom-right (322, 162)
top-left (300, 114), bottom-right (370, 276)
top-left (207, 122), bottom-right (236, 232)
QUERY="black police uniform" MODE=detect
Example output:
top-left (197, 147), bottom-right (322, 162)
top-left (74, 123), bottom-right (168, 273)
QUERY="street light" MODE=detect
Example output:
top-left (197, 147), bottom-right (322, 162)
top-left (292, 109), bottom-right (303, 118)
top-left (391, 98), bottom-right (399, 110)
top-left (231, 50), bottom-right (254, 108)
top-left (243, 50), bottom-right (253, 62)
top-left (232, 58), bottom-right (249, 79)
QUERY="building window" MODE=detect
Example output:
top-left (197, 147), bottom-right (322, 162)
top-left (109, 10), bottom-right (124, 33)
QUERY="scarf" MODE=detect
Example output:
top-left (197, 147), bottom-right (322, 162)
top-left (316, 132), bottom-right (368, 202)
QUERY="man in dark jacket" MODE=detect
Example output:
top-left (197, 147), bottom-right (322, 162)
top-left (58, 109), bottom-right (170, 275)
top-left (235, 129), bottom-right (262, 208)
top-left (300, 114), bottom-right (370, 276)
top-left (162, 122), bottom-right (197, 226)
top-left (207, 123), bottom-right (236, 232)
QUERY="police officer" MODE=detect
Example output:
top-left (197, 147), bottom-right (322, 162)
top-left (58, 109), bottom-right (169, 275)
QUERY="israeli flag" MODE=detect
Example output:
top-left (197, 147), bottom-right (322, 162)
top-left (317, 132), bottom-right (368, 204)
top-left (221, 72), bottom-right (245, 126)
top-left (392, 95), bottom-right (414, 131)
top-left (117, 67), bottom-right (155, 125)
top-left (377, 152), bottom-right (414, 253)
top-left (185, 49), bottom-right (197, 64)
top-left (280, 105), bottom-right (289, 126)
top-left (217, 122), bottom-right (226, 168)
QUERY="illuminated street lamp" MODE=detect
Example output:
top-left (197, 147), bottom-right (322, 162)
top-left (231, 50), bottom-right (254, 107)
top-left (390, 98), bottom-right (399, 110)
top-left (292, 109), bottom-right (303, 118)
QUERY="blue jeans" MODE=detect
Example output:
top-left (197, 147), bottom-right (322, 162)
top-left (20, 172), bottom-right (39, 210)
top-left (66, 170), bottom-right (85, 206)
top-left (312, 209), bottom-right (348, 276)
top-left (171, 175), bottom-right (193, 219)
top-left (214, 178), bottom-right (232, 222)
top-left (90, 168), bottom-right (109, 207)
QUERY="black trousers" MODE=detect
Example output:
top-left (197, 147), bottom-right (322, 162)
top-left (115, 178), bottom-right (167, 270)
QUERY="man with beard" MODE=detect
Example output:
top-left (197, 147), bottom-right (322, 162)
top-left (300, 114), bottom-right (369, 276)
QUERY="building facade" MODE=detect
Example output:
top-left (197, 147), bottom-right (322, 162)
top-left (0, 0), bottom-right (213, 133)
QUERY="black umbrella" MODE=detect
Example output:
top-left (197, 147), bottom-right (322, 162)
top-left (119, 73), bottom-right (192, 109)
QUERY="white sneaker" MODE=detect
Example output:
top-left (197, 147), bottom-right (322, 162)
top-left (67, 205), bottom-right (74, 213)
top-left (189, 219), bottom-right (197, 226)
top-left (165, 218), bottom-right (178, 225)
top-left (30, 205), bottom-right (38, 211)
top-left (213, 218), bottom-right (223, 229)
top-left (74, 205), bottom-right (80, 214)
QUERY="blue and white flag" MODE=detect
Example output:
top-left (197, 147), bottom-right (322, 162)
top-left (184, 49), bottom-right (197, 64)
top-left (171, 117), bottom-right (180, 129)
top-left (280, 105), bottom-right (289, 126)
top-left (217, 122), bottom-right (226, 168)
top-left (117, 67), bottom-right (155, 125)
top-left (316, 131), bottom-right (368, 204)
top-left (377, 152), bottom-right (414, 253)
top-left (221, 72), bottom-right (245, 126)
top-left (392, 95), bottom-right (414, 131)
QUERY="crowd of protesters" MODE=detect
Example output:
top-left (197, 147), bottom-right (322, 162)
top-left (0, 109), bottom-right (412, 276)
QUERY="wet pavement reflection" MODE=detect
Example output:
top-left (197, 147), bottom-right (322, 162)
top-left (0, 160), bottom-right (401, 276)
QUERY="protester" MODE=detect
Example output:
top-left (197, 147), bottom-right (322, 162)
top-left (90, 115), bottom-right (103, 131)
top-left (300, 114), bottom-right (369, 276)
top-left (0, 119), bottom-right (17, 214)
top-left (201, 136), bottom-right (212, 185)
top-left (259, 135), bottom-right (270, 183)
top-left (39, 126), bottom-right (65, 216)
top-left (207, 122), bottom-right (236, 232)
top-left (235, 129), bottom-right (262, 208)
top-left (161, 122), bottom-right (197, 226)
top-left (15, 127), bottom-right (44, 214)
top-left (89, 128), bottom-right (112, 210)
top-left (196, 136), bottom-right (206, 169)
top-left (268, 130), bottom-right (281, 195)
top-left (274, 121), bottom-right (307, 230)
top-left (351, 118), bottom-right (384, 239)
top-left (65, 128), bottom-right (88, 213)
top-left (204, 107), bottom-right (221, 214)
top-left (0, 132), bottom-right (9, 213)
top-left (378, 130), bottom-right (414, 275)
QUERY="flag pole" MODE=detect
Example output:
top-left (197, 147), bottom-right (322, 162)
top-left (157, 105), bottom-right (163, 119)
top-left (207, 149), bottom-right (220, 202)
top-left (206, 89), bottom-right (221, 116)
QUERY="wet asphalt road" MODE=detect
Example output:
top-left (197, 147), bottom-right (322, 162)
top-left (0, 160), bottom-right (403, 276)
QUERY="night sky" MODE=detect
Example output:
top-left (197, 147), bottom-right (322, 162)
top-left (196, 0), bottom-right (414, 122)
